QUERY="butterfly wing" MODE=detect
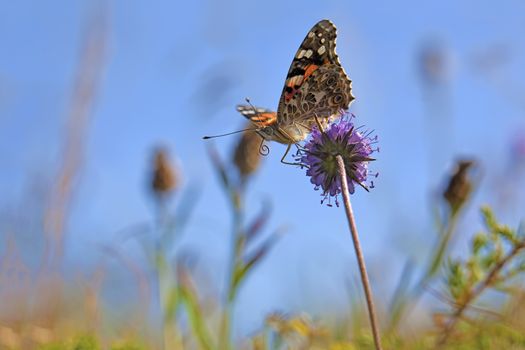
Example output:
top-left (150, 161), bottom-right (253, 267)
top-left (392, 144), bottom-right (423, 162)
top-left (280, 63), bottom-right (354, 122)
top-left (277, 20), bottom-right (354, 124)
top-left (236, 105), bottom-right (277, 128)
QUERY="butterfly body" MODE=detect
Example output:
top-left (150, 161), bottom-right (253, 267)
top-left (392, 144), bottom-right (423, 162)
top-left (237, 20), bottom-right (354, 163)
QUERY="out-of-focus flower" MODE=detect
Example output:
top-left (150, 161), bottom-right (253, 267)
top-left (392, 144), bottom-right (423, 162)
top-left (151, 147), bottom-right (179, 198)
top-left (232, 122), bottom-right (262, 180)
top-left (419, 40), bottom-right (452, 86)
top-left (511, 130), bottom-right (525, 165)
top-left (443, 159), bottom-right (475, 215)
top-left (470, 44), bottom-right (511, 74)
top-left (299, 113), bottom-right (377, 205)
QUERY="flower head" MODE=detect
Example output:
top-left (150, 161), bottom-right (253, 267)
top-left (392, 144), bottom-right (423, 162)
top-left (443, 159), bottom-right (475, 215)
top-left (299, 114), bottom-right (378, 205)
top-left (233, 121), bottom-right (263, 180)
top-left (151, 147), bottom-right (180, 198)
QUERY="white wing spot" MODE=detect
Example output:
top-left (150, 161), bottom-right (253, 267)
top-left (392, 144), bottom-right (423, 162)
top-left (321, 38), bottom-right (326, 43)
top-left (304, 49), bottom-right (313, 58)
top-left (317, 32), bottom-right (323, 37)
top-left (308, 32), bottom-right (315, 38)
top-left (317, 46), bottom-right (326, 55)
top-left (289, 75), bottom-right (304, 86)
top-left (297, 50), bottom-right (306, 59)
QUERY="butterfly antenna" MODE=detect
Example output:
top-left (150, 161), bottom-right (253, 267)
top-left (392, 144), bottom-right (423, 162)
top-left (245, 97), bottom-right (260, 115)
top-left (202, 127), bottom-right (258, 140)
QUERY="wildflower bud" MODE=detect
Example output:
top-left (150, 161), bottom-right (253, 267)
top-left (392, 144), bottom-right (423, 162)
top-left (151, 147), bottom-right (179, 197)
top-left (233, 123), bottom-right (262, 179)
top-left (443, 159), bottom-right (475, 215)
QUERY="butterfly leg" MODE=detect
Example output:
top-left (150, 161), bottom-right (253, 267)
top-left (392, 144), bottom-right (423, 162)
top-left (280, 144), bottom-right (303, 166)
top-left (313, 115), bottom-right (326, 133)
top-left (294, 143), bottom-right (305, 152)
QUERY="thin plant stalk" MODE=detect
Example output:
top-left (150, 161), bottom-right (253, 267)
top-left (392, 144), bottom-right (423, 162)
top-left (389, 210), bottom-right (460, 329)
top-left (154, 199), bottom-right (168, 350)
top-left (155, 201), bottom-right (185, 349)
top-left (219, 189), bottom-right (243, 350)
top-left (336, 155), bottom-right (383, 350)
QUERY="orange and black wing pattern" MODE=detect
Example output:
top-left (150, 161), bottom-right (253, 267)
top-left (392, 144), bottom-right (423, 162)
top-left (277, 20), bottom-right (354, 123)
top-left (236, 105), bottom-right (277, 128)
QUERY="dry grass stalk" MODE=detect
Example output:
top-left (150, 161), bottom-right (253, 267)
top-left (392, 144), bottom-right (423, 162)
top-left (43, 6), bottom-right (109, 265)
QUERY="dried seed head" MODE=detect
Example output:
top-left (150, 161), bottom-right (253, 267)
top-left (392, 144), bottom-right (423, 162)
top-left (233, 123), bottom-right (262, 178)
top-left (443, 159), bottom-right (475, 214)
top-left (151, 147), bottom-right (178, 196)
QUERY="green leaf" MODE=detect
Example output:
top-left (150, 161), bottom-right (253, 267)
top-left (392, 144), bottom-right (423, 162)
top-left (231, 229), bottom-right (284, 299)
top-left (496, 225), bottom-right (517, 244)
top-left (245, 199), bottom-right (272, 243)
top-left (177, 267), bottom-right (214, 350)
top-left (466, 257), bottom-right (483, 285)
top-left (160, 183), bottom-right (202, 249)
top-left (164, 286), bottom-right (180, 323)
top-left (472, 233), bottom-right (488, 255)
top-left (207, 144), bottom-right (231, 191)
top-left (481, 206), bottom-right (498, 233)
top-left (447, 260), bottom-right (467, 301)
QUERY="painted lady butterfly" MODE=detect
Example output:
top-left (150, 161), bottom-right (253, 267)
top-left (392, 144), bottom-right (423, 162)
top-left (237, 19), bottom-right (354, 164)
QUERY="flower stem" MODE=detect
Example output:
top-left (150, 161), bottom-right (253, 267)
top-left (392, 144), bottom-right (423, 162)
top-left (219, 190), bottom-right (243, 350)
top-left (389, 210), bottom-right (460, 330)
top-left (336, 155), bottom-right (383, 350)
top-left (155, 199), bottom-right (167, 350)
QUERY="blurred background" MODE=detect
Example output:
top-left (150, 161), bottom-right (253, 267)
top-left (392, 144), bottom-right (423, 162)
top-left (1, 0), bottom-right (525, 348)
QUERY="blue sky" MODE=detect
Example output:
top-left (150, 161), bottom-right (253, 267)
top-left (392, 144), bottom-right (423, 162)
top-left (1, 0), bottom-right (525, 335)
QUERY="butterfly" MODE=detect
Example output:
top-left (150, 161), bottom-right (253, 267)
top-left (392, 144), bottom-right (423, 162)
top-left (237, 19), bottom-right (354, 164)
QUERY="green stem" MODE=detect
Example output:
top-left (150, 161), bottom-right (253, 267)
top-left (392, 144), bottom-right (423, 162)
top-left (389, 209), bottom-right (460, 330)
top-left (218, 301), bottom-right (233, 350)
top-left (427, 211), bottom-right (460, 279)
top-left (219, 189), bottom-right (243, 350)
top-left (336, 155), bottom-right (383, 350)
top-left (155, 199), bottom-right (167, 350)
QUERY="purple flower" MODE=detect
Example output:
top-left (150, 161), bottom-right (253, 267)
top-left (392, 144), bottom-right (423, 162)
top-left (299, 113), bottom-right (378, 205)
